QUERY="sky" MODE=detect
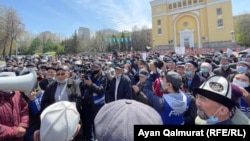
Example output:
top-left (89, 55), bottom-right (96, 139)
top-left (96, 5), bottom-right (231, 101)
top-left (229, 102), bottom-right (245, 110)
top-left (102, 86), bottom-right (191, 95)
top-left (0, 0), bottom-right (249, 38)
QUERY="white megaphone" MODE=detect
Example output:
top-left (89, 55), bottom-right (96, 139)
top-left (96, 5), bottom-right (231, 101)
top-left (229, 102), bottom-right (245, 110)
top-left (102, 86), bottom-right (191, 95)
top-left (0, 70), bottom-right (37, 95)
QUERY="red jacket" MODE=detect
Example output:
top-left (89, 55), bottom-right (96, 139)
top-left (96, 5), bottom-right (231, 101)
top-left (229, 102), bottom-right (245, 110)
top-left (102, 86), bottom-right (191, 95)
top-left (153, 78), bottom-right (163, 96)
top-left (0, 91), bottom-right (29, 141)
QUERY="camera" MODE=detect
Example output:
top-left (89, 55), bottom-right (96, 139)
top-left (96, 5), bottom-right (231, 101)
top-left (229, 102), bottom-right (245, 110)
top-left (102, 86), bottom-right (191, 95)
top-left (81, 64), bottom-right (92, 80)
top-left (153, 59), bottom-right (164, 69)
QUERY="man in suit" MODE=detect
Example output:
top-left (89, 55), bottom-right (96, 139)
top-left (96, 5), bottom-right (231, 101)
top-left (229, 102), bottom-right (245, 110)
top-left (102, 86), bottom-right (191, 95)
top-left (184, 61), bottom-right (205, 94)
top-left (213, 54), bottom-right (237, 80)
top-left (40, 65), bottom-right (81, 112)
top-left (106, 63), bottom-right (132, 103)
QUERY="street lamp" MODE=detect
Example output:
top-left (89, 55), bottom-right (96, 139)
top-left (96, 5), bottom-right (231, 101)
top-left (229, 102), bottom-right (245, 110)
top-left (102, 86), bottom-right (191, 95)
top-left (230, 30), bottom-right (235, 42)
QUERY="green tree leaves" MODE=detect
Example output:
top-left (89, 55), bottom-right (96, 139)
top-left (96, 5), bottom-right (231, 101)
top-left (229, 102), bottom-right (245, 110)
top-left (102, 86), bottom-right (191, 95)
top-left (235, 14), bottom-right (250, 46)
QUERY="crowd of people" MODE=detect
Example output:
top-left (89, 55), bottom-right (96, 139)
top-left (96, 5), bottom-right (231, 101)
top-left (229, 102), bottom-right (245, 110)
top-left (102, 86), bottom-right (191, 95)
top-left (0, 50), bottom-right (250, 141)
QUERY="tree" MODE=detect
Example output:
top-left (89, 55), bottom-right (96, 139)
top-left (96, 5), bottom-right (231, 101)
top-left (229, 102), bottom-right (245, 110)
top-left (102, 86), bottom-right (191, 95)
top-left (6, 8), bottom-right (24, 56)
top-left (71, 31), bottom-right (79, 54)
top-left (131, 25), bottom-right (152, 52)
top-left (235, 13), bottom-right (250, 46)
top-left (0, 6), bottom-right (10, 59)
top-left (18, 31), bottom-right (36, 55)
top-left (54, 43), bottom-right (64, 55)
top-left (63, 31), bottom-right (79, 55)
top-left (111, 35), bottom-right (119, 52)
top-left (120, 32), bottom-right (126, 52)
top-left (44, 39), bottom-right (54, 53)
top-left (28, 37), bottom-right (41, 54)
top-left (0, 6), bottom-right (24, 58)
top-left (95, 31), bottom-right (106, 52)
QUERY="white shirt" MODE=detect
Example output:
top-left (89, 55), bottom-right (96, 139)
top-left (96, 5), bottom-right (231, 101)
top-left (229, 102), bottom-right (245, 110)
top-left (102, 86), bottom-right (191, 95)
top-left (55, 82), bottom-right (68, 102)
top-left (114, 75), bottom-right (121, 100)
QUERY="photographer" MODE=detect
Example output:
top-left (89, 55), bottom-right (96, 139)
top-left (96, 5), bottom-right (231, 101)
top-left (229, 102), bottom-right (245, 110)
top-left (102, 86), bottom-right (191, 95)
top-left (79, 61), bottom-right (108, 141)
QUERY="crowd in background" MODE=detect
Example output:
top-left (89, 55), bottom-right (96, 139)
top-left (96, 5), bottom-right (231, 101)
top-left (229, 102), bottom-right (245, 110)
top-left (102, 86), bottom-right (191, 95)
top-left (0, 49), bottom-right (250, 141)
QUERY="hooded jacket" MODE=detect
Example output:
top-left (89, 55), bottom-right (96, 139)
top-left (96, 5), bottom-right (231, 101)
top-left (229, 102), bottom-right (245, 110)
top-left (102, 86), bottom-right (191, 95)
top-left (143, 73), bottom-right (189, 125)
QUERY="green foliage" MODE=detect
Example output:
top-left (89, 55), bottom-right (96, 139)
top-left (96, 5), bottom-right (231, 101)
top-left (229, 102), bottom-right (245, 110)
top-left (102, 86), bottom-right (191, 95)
top-left (235, 14), bottom-right (250, 46)
top-left (55, 43), bottom-right (64, 54)
top-left (43, 39), bottom-right (55, 53)
top-left (64, 31), bottom-right (79, 54)
top-left (112, 34), bottom-right (119, 52)
top-left (120, 32), bottom-right (126, 52)
top-left (28, 37), bottom-right (41, 54)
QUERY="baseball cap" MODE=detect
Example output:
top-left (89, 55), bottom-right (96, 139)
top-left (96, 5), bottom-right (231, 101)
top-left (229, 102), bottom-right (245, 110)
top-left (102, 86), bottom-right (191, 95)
top-left (40, 101), bottom-right (80, 141)
top-left (194, 75), bottom-right (236, 110)
top-left (164, 71), bottom-right (183, 88)
top-left (94, 99), bottom-right (163, 141)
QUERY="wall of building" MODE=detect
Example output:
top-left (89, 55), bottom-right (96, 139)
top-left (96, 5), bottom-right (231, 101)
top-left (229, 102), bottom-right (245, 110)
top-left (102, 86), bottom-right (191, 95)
top-left (151, 0), bottom-right (234, 50)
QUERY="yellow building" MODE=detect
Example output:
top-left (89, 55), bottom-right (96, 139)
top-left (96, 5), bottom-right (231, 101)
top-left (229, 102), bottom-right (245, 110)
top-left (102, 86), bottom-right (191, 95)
top-left (150, 0), bottom-right (235, 50)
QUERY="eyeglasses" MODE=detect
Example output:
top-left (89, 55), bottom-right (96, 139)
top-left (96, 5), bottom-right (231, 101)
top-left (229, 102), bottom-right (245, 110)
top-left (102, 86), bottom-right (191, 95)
top-left (56, 73), bottom-right (65, 76)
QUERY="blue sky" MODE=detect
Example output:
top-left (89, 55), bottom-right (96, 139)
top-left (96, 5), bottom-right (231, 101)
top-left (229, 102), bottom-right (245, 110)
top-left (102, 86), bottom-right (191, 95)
top-left (0, 0), bottom-right (249, 38)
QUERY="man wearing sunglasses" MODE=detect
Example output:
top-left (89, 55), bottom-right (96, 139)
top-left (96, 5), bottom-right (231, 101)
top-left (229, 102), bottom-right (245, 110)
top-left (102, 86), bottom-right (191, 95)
top-left (40, 65), bottom-right (81, 113)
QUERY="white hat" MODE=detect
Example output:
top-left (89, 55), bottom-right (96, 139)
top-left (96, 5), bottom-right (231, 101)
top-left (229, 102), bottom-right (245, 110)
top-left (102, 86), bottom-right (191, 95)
top-left (40, 101), bottom-right (80, 141)
top-left (194, 75), bottom-right (236, 110)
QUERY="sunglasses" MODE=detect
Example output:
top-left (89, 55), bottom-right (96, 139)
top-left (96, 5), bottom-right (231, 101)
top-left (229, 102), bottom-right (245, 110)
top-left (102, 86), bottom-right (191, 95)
top-left (56, 73), bottom-right (66, 76)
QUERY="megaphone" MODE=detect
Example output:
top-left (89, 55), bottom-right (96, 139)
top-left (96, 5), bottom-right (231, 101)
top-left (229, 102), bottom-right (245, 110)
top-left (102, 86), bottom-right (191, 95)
top-left (0, 70), bottom-right (37, 95)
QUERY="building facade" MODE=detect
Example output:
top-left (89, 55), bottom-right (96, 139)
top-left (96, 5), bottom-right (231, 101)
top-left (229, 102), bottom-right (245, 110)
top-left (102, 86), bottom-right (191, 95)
top-left (78, 27), bottom-right (90, 40)
top-left (150, 0), bottom-right (234, 50)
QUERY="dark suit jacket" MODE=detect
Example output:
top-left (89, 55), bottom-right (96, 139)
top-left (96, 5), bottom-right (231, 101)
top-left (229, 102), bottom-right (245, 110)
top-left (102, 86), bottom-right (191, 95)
top-left (106, 74), bottom-right (132, 103)
top-left (39, 78), bottom-right (55, 91)
top-left (185, 73), bottom-right (205, 94)
top-left (213, 67), bottom-right (237, 80)
top-left (40, 78), bottom-right (81, 112)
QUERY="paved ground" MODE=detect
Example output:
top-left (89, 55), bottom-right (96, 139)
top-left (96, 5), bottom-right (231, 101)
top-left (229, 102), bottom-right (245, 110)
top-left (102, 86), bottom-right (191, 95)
top-left (0, 61), bottom-right (5, 68)
top-left (0, 61), bottom-right (5, 65)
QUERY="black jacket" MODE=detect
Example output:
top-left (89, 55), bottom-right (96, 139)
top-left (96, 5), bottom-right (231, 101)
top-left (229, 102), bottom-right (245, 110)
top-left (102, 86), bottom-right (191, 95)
top-left (40, 78), bottom-right (81, 112)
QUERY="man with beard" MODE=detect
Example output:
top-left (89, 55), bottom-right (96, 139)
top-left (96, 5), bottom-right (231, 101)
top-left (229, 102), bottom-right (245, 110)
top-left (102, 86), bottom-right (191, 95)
top-left (194, 75), bottom-right (237, 125)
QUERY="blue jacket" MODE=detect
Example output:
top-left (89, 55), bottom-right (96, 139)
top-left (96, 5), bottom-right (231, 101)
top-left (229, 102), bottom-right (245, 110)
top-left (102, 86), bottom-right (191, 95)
top-left (29, 90), bottom-right (44, 115)
top-left (143, 73), bottom-right (189, 125)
